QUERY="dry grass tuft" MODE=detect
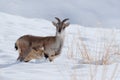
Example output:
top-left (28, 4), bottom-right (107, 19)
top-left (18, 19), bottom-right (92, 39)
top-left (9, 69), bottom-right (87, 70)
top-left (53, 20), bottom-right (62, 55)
top-left (68, 28), bottom-right (120, 80)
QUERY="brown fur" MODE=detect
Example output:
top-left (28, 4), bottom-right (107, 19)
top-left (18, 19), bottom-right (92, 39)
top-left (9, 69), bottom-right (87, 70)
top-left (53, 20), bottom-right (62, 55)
top-left (24, 48), bottom-right (44, 62)
top-left (16, 35), bottom-right (56, 62)
top-left (16, 35), bottom-right (42, 61)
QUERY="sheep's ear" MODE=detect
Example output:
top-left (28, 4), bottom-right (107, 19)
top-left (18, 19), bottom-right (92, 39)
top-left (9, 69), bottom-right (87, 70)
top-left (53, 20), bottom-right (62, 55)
top-left (64, 22), bottom-right (70, 27)
top-left (52, 21), bottom-right (57, 27)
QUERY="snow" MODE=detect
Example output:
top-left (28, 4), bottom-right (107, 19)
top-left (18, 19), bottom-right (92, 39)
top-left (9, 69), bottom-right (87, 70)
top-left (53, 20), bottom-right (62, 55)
top-left (0, 12), bottom-right (120, 80)
top-left (0, 0), bottom-right (120, 28)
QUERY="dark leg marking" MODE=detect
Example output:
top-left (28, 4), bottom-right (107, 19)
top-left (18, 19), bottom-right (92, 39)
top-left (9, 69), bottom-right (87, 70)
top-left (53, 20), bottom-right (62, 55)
top-left (44, 53), bottom-right (49, 59)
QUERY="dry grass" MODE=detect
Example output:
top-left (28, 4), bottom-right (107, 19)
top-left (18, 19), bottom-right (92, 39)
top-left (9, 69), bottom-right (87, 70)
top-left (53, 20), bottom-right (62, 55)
top-left (68, 28), bottom-right (120, 80)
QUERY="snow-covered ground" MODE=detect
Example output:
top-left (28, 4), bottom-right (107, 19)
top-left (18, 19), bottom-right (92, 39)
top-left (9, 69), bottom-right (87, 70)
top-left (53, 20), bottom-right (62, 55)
top-left (0, 12), bottom-right (120, 80)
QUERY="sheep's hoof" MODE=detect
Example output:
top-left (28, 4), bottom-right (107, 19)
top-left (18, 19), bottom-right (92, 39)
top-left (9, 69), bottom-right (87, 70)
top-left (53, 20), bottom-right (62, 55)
top-left (49, 59), bottom-right (53, 62)
top-left (24, 60), bottom-right (30, 62)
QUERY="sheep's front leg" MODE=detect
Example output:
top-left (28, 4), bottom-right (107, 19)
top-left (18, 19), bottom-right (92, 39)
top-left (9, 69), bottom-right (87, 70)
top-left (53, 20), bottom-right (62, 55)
top-left (48, 51), bottom-right (56, 62)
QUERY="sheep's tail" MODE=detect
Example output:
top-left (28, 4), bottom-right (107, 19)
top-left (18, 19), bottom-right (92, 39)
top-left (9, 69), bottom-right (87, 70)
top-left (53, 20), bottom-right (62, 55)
top-left (15, 42), bottom-right (18, 50)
